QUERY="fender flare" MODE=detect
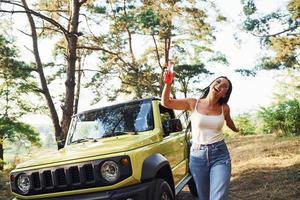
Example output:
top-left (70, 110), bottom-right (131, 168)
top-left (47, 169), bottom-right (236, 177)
top-left (141, 153), bottom-right (169, 181)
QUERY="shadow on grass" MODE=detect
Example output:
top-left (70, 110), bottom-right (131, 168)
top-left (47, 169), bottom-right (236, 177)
top-left (229, 163), bottom-right (300, 200)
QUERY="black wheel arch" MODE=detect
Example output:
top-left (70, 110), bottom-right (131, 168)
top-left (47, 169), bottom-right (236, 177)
top-left (141, 153), bottom-right (175, 195)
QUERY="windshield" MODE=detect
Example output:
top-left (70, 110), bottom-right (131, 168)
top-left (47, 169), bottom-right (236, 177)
top-left (68, 100), bottom-right (154, 144)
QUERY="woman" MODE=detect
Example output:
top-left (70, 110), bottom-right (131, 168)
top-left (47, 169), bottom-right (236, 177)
top-left (161, 66), bottom-right (239, 200)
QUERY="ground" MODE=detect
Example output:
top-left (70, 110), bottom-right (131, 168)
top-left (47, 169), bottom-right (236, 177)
top-left (1, 135), bottom-right (299, 200)
top-left (177, 135), bottom-right (300, 200)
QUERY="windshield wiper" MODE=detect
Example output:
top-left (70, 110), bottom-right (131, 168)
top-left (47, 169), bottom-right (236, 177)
top-left (102, 131), bottom-right (138, 138)
top-left (71, 137), bottom-right (97, 144)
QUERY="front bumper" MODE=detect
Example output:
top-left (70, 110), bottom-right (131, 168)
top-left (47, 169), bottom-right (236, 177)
top-left (13, 180), bottom-right (155, 200)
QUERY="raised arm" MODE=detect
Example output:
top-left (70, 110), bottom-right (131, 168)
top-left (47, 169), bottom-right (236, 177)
top-left (161, 70), bottom-right (195, 111)
top-left (223, 104), bottom-right (239, 132)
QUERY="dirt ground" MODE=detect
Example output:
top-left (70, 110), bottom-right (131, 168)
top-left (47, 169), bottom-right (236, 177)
top-left (177, 186), bottom-right (197, 200)
top-left (177, 135), bottom-right (300, 200)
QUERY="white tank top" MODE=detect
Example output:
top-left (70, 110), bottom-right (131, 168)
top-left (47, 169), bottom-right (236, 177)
top-left (191, 98), bottom-right (225, 145)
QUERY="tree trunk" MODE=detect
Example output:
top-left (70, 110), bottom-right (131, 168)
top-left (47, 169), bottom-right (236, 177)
top-left (21, 0), bottom-right (62, 142)
top-left (74, 57), bottom-right (82, 114)
top-left (61, 0), bottom-right (81, 139)
top-left (0, 135), bottom-right (4, 171)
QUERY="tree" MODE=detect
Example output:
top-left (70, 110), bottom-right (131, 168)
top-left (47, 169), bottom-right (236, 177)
top-left (0, 0), bottom-right (89, 144)
top-left (0, 35), bottom-right (40, 170)
top-left (81, 0), bottom-right (222, 101)
top-left (0, 0), bottom-right (227, 145)
top-left (175, 64), bottom-right (212, 98)
top-left (242, 0), bottom-right (300, 70)
top-left (273, 69), bottom-right (300, 102)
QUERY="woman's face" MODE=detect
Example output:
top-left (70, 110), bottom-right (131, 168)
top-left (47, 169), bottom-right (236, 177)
top-left (209, 77), bottom-right (230, 98)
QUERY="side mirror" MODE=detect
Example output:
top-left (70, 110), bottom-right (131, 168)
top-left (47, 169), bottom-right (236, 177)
top-left (57, 139), bottom-right (65, 150)
top-left (162, 119), bottom-right (183, 136)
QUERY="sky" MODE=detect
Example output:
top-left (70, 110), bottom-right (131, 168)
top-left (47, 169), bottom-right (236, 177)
top-left (8, 0), bottom-right (289, 124)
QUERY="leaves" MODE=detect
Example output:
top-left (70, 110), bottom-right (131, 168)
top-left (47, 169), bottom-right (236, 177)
top-left (234, 69), bottom-right (256, 76)
top-left (242, 0), bottom-right (257, 16)
top-left (241, 0), bottom-right (300, 70)
top-left (174, 63), bottom-right (212, 97)
top-left (288, 0), bottom-right (300, 20)
top-left (234, 113), bottom-right (256, 135)
top-left (0, 34), bottom-right (41, 169)
top-left (257, 99), bottom-right (300, 136)
top-left (273, 69), bottom-right (300, 102)
top-left (0, 118), bottom-right (40, 145)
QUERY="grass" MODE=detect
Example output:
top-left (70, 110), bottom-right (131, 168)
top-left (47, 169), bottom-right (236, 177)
top-left (1, 134), bottom-right (299, 200)
top-left (228, 134), bottom-right (300, 200)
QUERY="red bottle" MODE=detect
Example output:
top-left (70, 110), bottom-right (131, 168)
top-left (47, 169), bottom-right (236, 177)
top-left (164, 60), bottom-right (175, 84)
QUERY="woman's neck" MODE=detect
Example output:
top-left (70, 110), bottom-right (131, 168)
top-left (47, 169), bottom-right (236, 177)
top-left (205, 93), bottom-right (219, 105)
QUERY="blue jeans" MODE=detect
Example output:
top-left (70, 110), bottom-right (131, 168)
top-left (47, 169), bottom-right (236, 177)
top-left (189, 140), bottom-right (231, 200)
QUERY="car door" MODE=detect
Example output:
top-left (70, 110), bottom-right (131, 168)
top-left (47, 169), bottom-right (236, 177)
top-left (158, 105), bottom-right (188, 185)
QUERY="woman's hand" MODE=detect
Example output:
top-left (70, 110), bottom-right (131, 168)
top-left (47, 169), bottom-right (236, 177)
top-left (163, 60), bottom-right (175, 85)
top-left (163, 70), bottom-right (175, 85)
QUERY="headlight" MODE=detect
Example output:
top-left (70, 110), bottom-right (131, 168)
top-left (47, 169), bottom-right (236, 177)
top-left (17, 174), bottom-right (31, 194)
top-left (100, 161), bottom-right (120, 182)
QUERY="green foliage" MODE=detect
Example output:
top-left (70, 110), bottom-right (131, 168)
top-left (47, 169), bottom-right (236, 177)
top-left (208, 52), bottom-right (229, 65)
top-left (0, 35), bottom-right (39, 117)
top-left (93, 6), bottom-right (107, 14)
top-left (137, 8), bottom-right (160, 34)
top-left (0, 34), bottom-right (41, 169)
top-left (257, 99), bottom-right (300, 136)
top-left (216, 15), bottom-right (227, 22)
top-left (273, 69), bottom-right (300, 102)
top-left (259, 57), bottom-right (282, 70)
top-left (234, 69), bottom-right (256, 76)
top-left (242, 0), bottom-right (257, 16)
top-left (234, 113), bottom-right (256, 135)
top-left (175, 63), bottom-right (212, 97)
top-left (0, 118), bottom-right (40, 145)
top-left (288, 0), bottom-right (300, 20)
top-left (243, 18), bottom-right (259, 32)
top-left (241, 0), bottom-right (300, 70)
top-left (82, 0), bottom-right (220, 103)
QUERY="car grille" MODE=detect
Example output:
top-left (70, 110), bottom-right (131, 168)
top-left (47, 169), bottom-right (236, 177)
top-left (11, 156), bottom-right (132, 195)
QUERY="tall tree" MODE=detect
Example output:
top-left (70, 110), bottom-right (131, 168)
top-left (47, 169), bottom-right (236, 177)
top-left (242, 0), bottom-right (300, 69)
top-left (0, 0), bottom-right (88, 143)
top-left (82, 0), bottom-right (221, 102)
top-left (0, 35), bottom-right (40, 170)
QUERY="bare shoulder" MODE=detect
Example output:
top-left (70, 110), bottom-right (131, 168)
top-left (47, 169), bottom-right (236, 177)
top-left (187, 98), bottom-right (197, 110)
top-left (223, 104), bottom-right (230, 114)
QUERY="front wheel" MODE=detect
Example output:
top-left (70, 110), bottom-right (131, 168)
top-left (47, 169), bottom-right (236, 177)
top-left (154, 179), bottom-right (174, 200)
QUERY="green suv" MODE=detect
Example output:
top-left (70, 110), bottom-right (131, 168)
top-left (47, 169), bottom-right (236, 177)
top-left (10, 97), bottom-right (197, 200)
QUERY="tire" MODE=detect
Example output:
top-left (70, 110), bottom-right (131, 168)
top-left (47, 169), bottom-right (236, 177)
top-left (154, 179), bottom-right (174, 200)
top-left (187, 177), bottom-right (198, 197)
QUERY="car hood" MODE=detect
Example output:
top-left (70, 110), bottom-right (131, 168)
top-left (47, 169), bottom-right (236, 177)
top-left (16, 133), bottom-right (158, 170)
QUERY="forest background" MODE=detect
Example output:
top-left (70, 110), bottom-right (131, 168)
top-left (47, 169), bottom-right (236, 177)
top-left (0, 0), bottom-right (299, 199)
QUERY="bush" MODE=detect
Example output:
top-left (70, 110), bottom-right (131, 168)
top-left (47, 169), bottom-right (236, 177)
top-left (234, 113), bottom-right (256, 135)
top-left (257, 99), bottom-right (300, 136)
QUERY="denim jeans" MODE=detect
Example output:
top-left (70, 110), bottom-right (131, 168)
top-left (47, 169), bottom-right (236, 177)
top-left (189, 140), bottom-right (231, 200)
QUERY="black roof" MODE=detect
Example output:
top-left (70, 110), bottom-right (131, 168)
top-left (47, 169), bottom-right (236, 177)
top-left (76, 97), bottom-right (161, 116)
